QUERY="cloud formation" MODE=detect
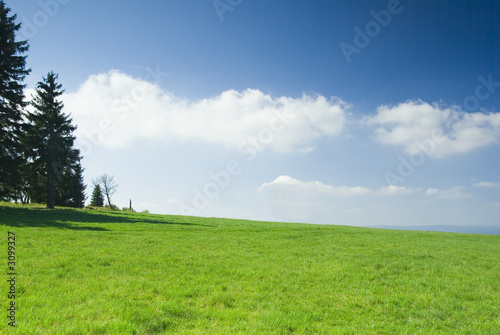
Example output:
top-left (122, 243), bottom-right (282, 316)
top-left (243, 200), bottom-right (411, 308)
top-left (258, 175), bottom-right (372, 196)
top-left (64, 71), bottom-right (348, 154)
top-left (258, 176), bottom-right (423, 224)
top-left (258, 175), bottom-right (415, 197)
top-left (473, 181), bottom-right (500, 188)
top-left (425, 186), bottom-right (473, 199)
top-left (367, 100), bottom-right (500, 158)
top-left (62, 72), bottom-right (500, 159)
top-left (378, 185), bottom-right (417, 196)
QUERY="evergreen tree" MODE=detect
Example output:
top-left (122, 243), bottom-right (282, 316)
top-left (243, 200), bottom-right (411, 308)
top-left (56, 161), bottom-right (86, 208)
top-left (90, 184), bottom-right (104, 207)
top-left (0, 1), bottom-right (31, 200)
top-left (24, 72), bottom-right (85, 208)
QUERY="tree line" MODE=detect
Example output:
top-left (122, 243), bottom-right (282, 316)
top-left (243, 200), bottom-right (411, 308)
top-left (0, 1), bottom-right (118, 209)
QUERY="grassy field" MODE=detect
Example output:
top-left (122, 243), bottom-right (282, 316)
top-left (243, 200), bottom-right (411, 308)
top-left (0, 202), bottom-right (499, 334)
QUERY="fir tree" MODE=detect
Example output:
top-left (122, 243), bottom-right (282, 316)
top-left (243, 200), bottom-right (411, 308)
top-left (0, 1), bottom-right (31, 200)
top-left (90, 184), bottom-right (104, 207)
top-left (24, 72), bottom-right (85, 208)
top-left (56, 161), bottom-right (86, 208)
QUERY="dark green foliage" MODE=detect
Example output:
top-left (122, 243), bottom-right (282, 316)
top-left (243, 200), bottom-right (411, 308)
top-left (0, 2), bottom-right (86, 208)
top-left (90, 184), bottom-right (104, 207)
top-left (24, 72), bottom-right (85, 208)
top-left (0, 0), bottom-right (31, 200)
top-left (56, 162), bottom-right (86, 207)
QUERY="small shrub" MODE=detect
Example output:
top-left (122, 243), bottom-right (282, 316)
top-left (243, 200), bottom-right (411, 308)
top-left (105, 204), bottom-right (119, 211)
top-left (122, 207), bottom-right (136, 212)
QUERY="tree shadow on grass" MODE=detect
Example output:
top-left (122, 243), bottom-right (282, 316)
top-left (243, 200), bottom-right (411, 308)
top-left (0, 206), bottom-right (206, 231)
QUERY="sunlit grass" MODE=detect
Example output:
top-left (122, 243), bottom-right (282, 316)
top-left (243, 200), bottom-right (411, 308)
top-left (1, 202), bottom-right (499, 334)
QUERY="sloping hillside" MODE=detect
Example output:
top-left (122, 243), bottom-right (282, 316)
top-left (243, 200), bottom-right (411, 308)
top-left (1, 203), bottom-right (499, 334)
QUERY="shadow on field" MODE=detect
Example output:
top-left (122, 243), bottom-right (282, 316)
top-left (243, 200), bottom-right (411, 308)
top-left (0, 206), bottom-right (202, 230)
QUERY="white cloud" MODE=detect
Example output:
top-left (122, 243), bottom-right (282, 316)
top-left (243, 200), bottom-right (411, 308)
top-left (63, 70), bottom-right (348, 153)
top-left (366, 100), bottom-right (500, 158)
top-left (258, 175), bottom-right (372, 197)
top-left (425, 188), bottom-right (440, 195)
top-left (257, 175), bottom-right (373, 224)
top-left (425, 186), bottom-right (473, 199)
top-left (60, 74), bottom-right (500, 159)
top-left (378, 185), bottom-right (417, 196)
top-left (257, 177), bottom-right (442, 225)
top-left (473, 181), bottom-right (500, 188)
top-left (259, 176), bottom-right (417, 197)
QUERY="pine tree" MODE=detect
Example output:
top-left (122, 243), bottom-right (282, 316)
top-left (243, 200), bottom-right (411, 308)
top-left (56, 162), bottom-right (86, 208)
top-left (90, 184), bottom-right (104, 207)
top-left (24, 72), bottom-right (85, 208)
top-left (0, 1), bottom-right (31, 200)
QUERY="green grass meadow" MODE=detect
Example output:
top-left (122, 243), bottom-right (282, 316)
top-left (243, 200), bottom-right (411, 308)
top-left (0, 202), bottom-right (499, 334)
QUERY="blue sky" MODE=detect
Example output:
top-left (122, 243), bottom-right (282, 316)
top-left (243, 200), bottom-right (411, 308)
top-left (8, 0), bottom-right (500, 231)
